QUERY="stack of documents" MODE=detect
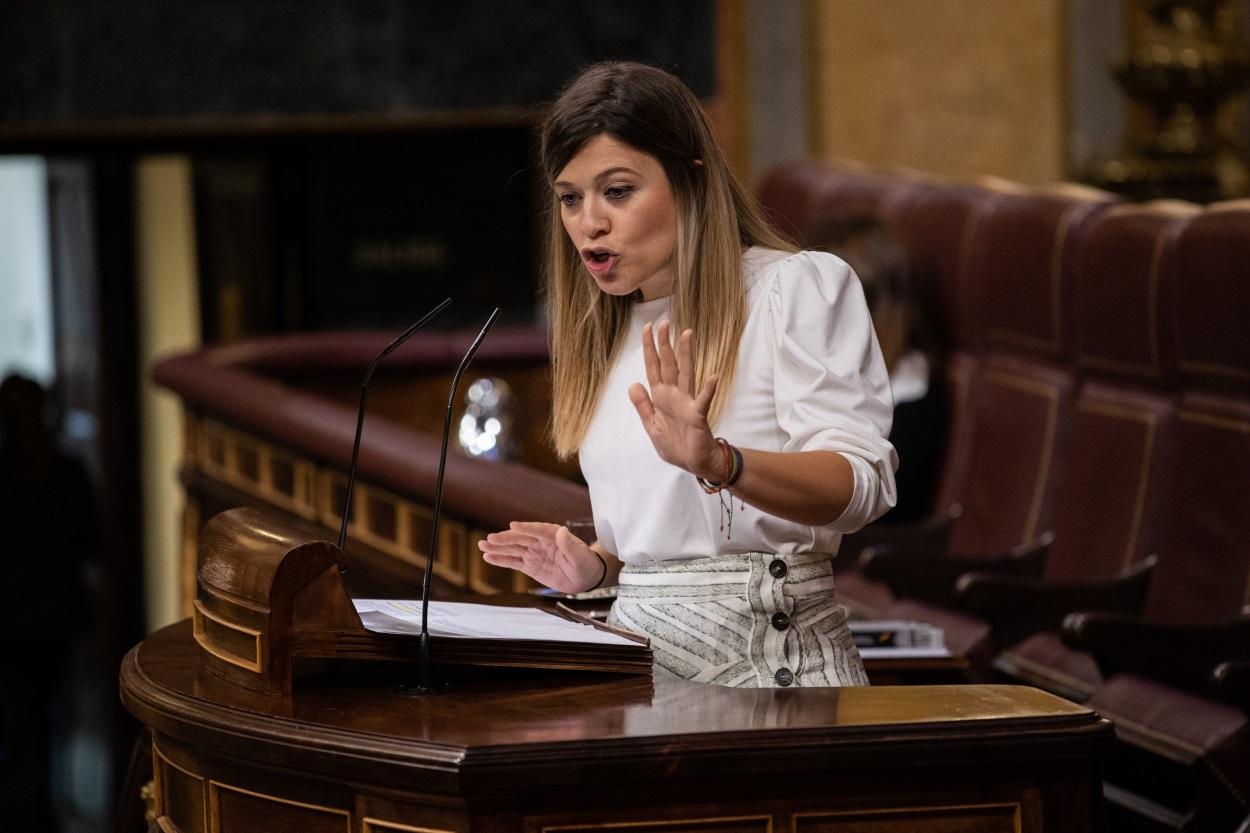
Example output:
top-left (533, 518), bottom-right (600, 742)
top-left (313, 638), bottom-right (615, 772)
top-left (346, 599), bottom-right (653, 675)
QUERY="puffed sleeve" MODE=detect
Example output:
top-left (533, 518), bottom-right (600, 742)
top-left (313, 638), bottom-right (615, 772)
top-left (768, 251), bottom-right (899, 532)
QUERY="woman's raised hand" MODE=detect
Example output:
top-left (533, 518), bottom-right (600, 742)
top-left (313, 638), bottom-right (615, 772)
top-left (628, 321), bottom-right (722, 480)
top-left (477, 522), bottom-right (603, 594)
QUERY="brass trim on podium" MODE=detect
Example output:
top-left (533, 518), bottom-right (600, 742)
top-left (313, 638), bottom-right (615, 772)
top-left (198, 418), bottom-right (320, 521)
top-left (208, 780), bottom-right (351, 832)
top-left (541, 816), bottom-right (772, 832)
top-left (791, 801), bottom-right (1023, 833)
top-left (192, 599), bottom-right (264, 674)
top-left (153, 742), bottom-right (209, 833)
top-left (362, 819), bottom-right (455, 833)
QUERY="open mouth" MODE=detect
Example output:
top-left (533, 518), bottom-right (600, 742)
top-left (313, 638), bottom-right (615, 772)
top-left (581, 248), bottom-right (620, 276)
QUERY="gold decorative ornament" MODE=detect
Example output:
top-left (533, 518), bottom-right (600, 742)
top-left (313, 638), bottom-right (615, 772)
top-left (1091, 0), bottom-right (1250, 201)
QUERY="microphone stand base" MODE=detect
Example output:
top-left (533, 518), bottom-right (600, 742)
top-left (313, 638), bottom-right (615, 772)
top-left (395, 634), bottom-right (444, 695)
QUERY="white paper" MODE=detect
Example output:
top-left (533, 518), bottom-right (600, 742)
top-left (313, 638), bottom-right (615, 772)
top-left (858, 647), bottom-right (953, 659)
top-left (849, 619), bottom-right (946, 650)
top-left (352, 599), bottom-right (637, 646)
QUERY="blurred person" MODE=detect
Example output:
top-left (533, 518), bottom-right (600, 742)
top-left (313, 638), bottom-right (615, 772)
top-left (804, 215), bottom-right (948, 525)
top-left (0, 374), bottom-right (96, 833)
top-left (477, 62), bottom-right (897, 687)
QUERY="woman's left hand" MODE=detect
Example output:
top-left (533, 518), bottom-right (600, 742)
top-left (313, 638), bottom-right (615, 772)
top-left (628, 321), bottom-right (723, 480)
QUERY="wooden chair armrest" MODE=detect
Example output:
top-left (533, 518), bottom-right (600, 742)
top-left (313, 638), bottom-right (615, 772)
top-left (861, 532), bottom-right (1051, 609)
top-left (956, 556), bottom-right (1156, 645)
top-left (1063, 611), bottom-right (1250, 699)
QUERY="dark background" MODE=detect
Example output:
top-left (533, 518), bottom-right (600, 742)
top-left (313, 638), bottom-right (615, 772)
top-left (0, 1), bottom-right (714, 122)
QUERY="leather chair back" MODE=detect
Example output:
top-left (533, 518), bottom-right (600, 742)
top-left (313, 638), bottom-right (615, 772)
top-left (1167, 201), bottom-right (1250, 397)
top-left (756, 160), bottom-right (843, 244)
top-left (807, 169), bottom-right (923, 227)
top-left (972, 182), bottom-right (1115, 362)
top-left (888, 183), bottom-right (994, 516)
top-left (1043, 203), bottom-right (1196, 582)
top-left (1145, 203), bottom-right (1250, 622)
top-left (943, 186), bottom-right (1116, 557)
top-left (888, 183), bottom-right (991, 352)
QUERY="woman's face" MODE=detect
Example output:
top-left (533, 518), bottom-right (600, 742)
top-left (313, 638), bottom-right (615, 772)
top-left (554, 133), bottom-right (679, 301)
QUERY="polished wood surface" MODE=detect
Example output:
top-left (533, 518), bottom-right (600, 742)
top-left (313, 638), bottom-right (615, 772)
top-left (122, 620), bottom-right (1113, 832)
top-left (192, 506), bottom-right (650, 698)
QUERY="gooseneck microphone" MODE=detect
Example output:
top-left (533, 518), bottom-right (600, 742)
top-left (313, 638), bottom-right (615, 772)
top-left (337, 298), bottom-right (453, 552)
top-left (401, 306), bottom-right (501, 695)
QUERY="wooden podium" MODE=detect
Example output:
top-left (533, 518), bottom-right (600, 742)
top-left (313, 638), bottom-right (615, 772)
top-left (189, 507), bottom-right (649, 697)
top-left (120, 506), bottom-right (1114, 831)
top-left (122, 620), bottom-right (1112, 832)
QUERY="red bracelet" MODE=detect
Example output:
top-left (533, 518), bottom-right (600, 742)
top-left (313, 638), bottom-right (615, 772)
top-left (697, 438), bottom-right (742, 493)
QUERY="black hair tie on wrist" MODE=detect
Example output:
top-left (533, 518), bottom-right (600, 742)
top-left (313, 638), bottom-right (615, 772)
top-left (588, 550), bottom-right (608, 591)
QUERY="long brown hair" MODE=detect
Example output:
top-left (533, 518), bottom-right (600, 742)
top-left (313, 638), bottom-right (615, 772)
top-left (540, 61), bottom-right (794, 458)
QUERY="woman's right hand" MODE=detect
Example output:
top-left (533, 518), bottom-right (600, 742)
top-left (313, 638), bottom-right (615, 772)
top-left (476, 521), bottom-right (604, 594)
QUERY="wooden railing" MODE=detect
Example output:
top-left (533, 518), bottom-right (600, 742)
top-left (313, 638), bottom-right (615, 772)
top-left (154, 327), bottom-right (591, 611)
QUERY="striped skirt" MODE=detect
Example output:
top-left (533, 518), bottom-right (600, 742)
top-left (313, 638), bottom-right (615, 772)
top-left (607, 552), bottom-right (869, 688)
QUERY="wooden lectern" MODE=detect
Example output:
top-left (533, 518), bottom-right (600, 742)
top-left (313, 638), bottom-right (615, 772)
top-left (190, 507), bottom-right (649, 697)
top-left (121, 508), bottom-right (1115, 831)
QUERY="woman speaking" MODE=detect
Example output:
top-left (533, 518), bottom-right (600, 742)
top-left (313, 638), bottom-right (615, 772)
top-left (478, 62), bottom-right (897, 688)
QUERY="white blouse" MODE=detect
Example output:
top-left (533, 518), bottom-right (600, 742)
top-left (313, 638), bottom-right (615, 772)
top-left (578, 247), bottom-right (898, 565)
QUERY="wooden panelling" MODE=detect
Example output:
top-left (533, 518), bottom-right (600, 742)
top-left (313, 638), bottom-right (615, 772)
top-left (793, 803), bottom-right (1021, 833)
top-left (211, 782), bottom-right (351, 833)
top-left (181, 415), bottom-right (490, 609)
top-left (124, 623), bottom-right (1110, 833)
top-left (155, 746), bottom-right (207, 833)
top-left (540, 818), bottom-right (770, 833)
top-left (362, 819), bottom-right (456, 833)
top-left (808, 0), bottom-right (1067, 184)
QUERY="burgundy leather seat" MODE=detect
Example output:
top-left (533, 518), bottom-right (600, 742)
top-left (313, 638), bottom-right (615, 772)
top-left (887, 181), bottom-right (993, 388)
top-left (807, 168), bottom-right (926, 227)
top-left (947, 183), bottom-right (1117, 556)
top-left (754, 163), bottom-right (989, 620)
top-left (887, 182), bottom-right (996, 519)
top-left (986, 202), bottom-right (1197, 700)
top-left (828, 180), bottom-right (994, 619)
top-left (756, 160), bottom-right (932, 248)
top-left (756, 160), bottom-right (851, 244)
top-left (864, 184), bottom-right (1117, 670)
top-left (755, 161), bottom-right (1250, 829)
top-left (1065, 202), bottom-right (1250, 831)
